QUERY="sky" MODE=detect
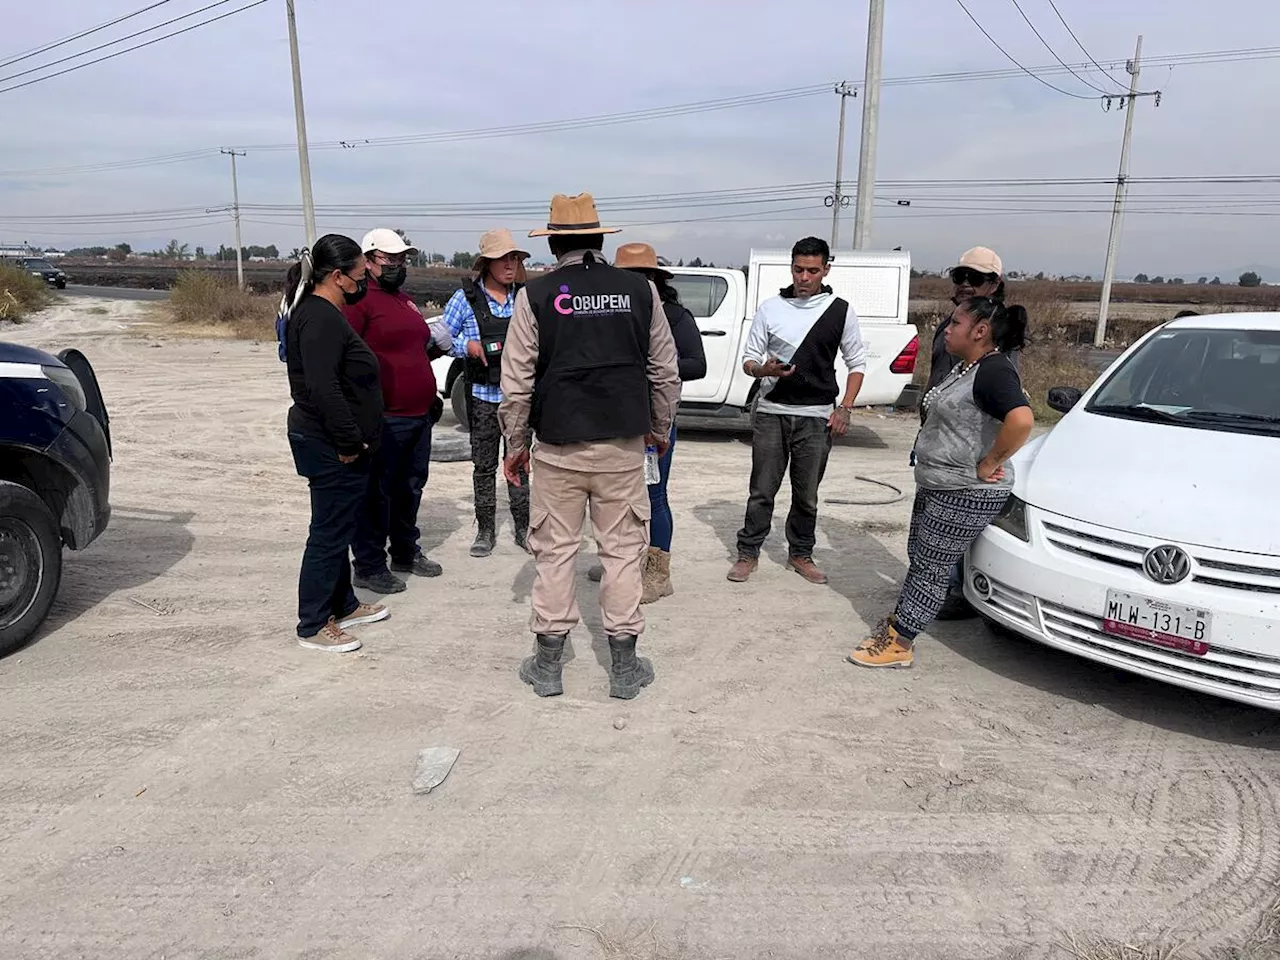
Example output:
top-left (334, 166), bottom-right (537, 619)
top-left (2, 0), bottom-right (1278, 279)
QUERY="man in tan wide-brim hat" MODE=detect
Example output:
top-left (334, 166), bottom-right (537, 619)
top-left (441, 228), bottom-right (532, 558)
top-left (497, 192), bottom-right (680, 701)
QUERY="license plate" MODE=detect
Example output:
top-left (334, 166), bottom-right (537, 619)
top-left (1102, 590), bottom-right (1212, 656)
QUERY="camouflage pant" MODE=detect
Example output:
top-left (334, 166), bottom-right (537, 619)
top-left (468, 395), bottom-right (529, 531)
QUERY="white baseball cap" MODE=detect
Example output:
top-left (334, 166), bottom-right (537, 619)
top-left (361, 227), bottom-right (417, 256)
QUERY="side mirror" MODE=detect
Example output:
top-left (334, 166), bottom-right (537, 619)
top-left (1047, 386), bottom-right (1083, 414)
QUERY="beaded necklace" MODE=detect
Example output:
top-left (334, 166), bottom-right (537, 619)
top-left (921, 349), bottom-right (1000, 415)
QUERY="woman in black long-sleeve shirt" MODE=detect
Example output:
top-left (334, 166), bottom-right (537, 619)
top-left (592, 242), bottom-right (707, 602)
top-left (280, 234), bottom-right (388, 652)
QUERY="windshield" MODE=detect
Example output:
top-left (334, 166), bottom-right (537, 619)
top-left (1087, 327), bottom-right (1280, 435)
top-left (25, 259), bottom-right (55, 271)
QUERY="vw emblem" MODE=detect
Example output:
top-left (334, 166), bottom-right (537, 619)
top-left (1143, 544), bottom-right (1191, 585)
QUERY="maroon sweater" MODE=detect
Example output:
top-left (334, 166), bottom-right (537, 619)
top-left (343, 288), bottom-right (438, 418)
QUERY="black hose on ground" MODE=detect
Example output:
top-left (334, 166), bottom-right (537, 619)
top-left (824, 475), bottom-right (907, 506)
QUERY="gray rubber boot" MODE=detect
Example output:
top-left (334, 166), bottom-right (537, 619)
top-left (608, 634), bottom-right (654, 700)
top-left (519, 633), bottom-right (565, 697)
top-left (470, 522), bottom-right (496, 558)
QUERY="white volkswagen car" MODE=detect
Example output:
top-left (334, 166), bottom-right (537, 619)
top-left (966, 312), bottom-right (1280, 710)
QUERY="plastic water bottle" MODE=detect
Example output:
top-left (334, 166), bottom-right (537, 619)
top-left (644, 444), bottom-right (661, 486)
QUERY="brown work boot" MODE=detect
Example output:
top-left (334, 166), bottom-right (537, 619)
top-left (641, 547), bottom-right (674, 604)
top-left (726, 556), bottom-right (758, 582)
top-left (297, 618), bottom-right (362, 654)
top-left (847, 618), bottom-right (915, 669)
top-left (786, 555), bottom-right (828, 585)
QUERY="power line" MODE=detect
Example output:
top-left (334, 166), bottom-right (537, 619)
top-left (0, 0), bottom-right (242, 86)
top-left (4, 43), bottom-right (1279, 177)
top-left (0, 0), bottom-right (270, 96)
top-left (0, 0), bottom-right (180, 70)
top-left (1046, 0), bottom-right (1129, 91)
top-left (955, 0), bottom-right (1101, 99)
top-left (241, 84), bottom-right (834, 153)
top-left (1008, 0), bottom-right (1111, 94)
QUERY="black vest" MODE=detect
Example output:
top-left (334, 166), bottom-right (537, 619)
top-left (461, 279), bottom-right (520, 387)
top-left (528, 254), bottom-right (653, 444)
top-left (764, 292), bottom-right (849, 408)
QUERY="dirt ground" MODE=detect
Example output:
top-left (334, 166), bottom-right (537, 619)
top-left (2, 297), bottom-right (1279, 960)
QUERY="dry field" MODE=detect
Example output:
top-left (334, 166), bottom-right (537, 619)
top-left (1, 296), bottom-right (1279, 959)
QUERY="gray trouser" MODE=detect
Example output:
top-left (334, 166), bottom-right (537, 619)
top-left (468, 394), bottom-right (529, 530)
top-left (736, 412), bottom-right (832, 560)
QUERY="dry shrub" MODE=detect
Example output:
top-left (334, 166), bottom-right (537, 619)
top-left (167, 269), bottom-right (276, 340)
top-left (0, 264), bottom-right (54, 322)
top-left (1020, 339), bottom-right (1099, 421)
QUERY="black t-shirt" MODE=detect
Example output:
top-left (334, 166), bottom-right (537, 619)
top-left (972, 353), bottom-right (1030, 420)
top-left (286, 294), bottom-right (384, 455)
top-left (663, 300), bottom-right (707, 383)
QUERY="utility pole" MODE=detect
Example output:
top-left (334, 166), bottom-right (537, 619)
top-left (286, 0), bottom-right (317, 247)
top-left (1095, 35), bottom-right (1144, 348)
top-left (851, 0), bottom-right (885, 250)
top-left (828, 82), bottom-right (856, 248)
top-left (221, 149), bottom-right (246, 290)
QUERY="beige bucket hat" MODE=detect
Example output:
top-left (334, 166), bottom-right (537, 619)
top-left (528, 192), bottom-right (621, 237)
top-left (614, 242), bottom-right (672, 279)
top-left (472, 228), bottom-right (530, 270)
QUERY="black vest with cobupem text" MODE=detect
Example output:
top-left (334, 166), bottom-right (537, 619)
top-left (528, 254), bottom-right (653, 444)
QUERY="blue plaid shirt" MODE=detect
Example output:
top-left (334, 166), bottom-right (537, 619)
top-left (442, 283), bottom-right (517, 404)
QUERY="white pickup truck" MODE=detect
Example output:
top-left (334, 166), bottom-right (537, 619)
top-left (432, 248), bottom-right (919, 429)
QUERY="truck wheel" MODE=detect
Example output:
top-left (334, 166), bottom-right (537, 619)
top-left (450, 377), bottom-right (470, 432)
top-left (0, 481), bottom-right (63, 657)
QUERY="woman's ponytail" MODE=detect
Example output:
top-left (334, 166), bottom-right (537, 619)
top-left (992, 304), bottom-right (1028, 353)
top-left (280, 247), bottom-right (314, 318)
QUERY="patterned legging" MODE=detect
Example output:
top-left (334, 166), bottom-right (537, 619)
top-left (893, 487), bottom-right (1011, 640)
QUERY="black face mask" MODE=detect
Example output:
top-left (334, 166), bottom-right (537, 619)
top-left (377, 264), bottom-right (407, 292)
top-left (342, 276), bottom-right (368, 305)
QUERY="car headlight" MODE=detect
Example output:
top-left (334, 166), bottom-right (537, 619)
top-left (41, 365), bottom-right (86, 411)
top-left (991, 495), bottom-right (1030, 542)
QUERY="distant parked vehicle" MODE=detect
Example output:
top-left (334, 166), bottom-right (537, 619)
top-left (966, 312), bottom-right (1280, 711)
top-left (3, 257), bottom-right (68, 290)
top-left (431, 248), bottom-right (920, 430)
top-left (0, 342), bottom-right (112, 654)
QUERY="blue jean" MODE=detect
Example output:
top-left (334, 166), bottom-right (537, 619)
top-left (353, 415), bottom-right (432, 576)
top-left (289, 432), bottom-right (368, 637)
top-left (647, 423), bottom-right (677, 551)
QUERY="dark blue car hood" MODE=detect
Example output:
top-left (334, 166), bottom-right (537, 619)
top-left (0, 341), bottom-right (63, 366)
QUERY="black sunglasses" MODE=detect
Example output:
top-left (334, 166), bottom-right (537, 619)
top-left (950, 267), bottom-right (997, 286)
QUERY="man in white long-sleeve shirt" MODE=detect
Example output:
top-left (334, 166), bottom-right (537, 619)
top-left (727, 236), bottom-right (866, 586)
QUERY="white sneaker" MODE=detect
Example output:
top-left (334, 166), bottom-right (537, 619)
top-left (338, 602), bottom-right (389, 631)
top-left (298, 618), bottom-right (362, 653)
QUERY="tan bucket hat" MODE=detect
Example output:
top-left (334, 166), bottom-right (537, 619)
top-left (614, 242), bottom-right (672, 279)
top-left (472, 228), bottom-right (530, 270)
top-left (528, 192), bottom-right (621, 237)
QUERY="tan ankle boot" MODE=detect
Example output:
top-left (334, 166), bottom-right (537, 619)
top-left (641, 547), bottom-right (674, 604)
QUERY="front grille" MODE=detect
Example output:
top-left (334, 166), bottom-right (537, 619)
top-left (1042, 522), bottom-right (1145, 571)
top-left (1041, 600), bottom-right (1280, 699)
top-left (1041, 519), bottom-right (1280, 596)
top-left (1193, 557), bottom-right (1280, 595)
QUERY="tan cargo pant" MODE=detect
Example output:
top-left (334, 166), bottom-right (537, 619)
top-left (527, 459), bottom-right (650, 637)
